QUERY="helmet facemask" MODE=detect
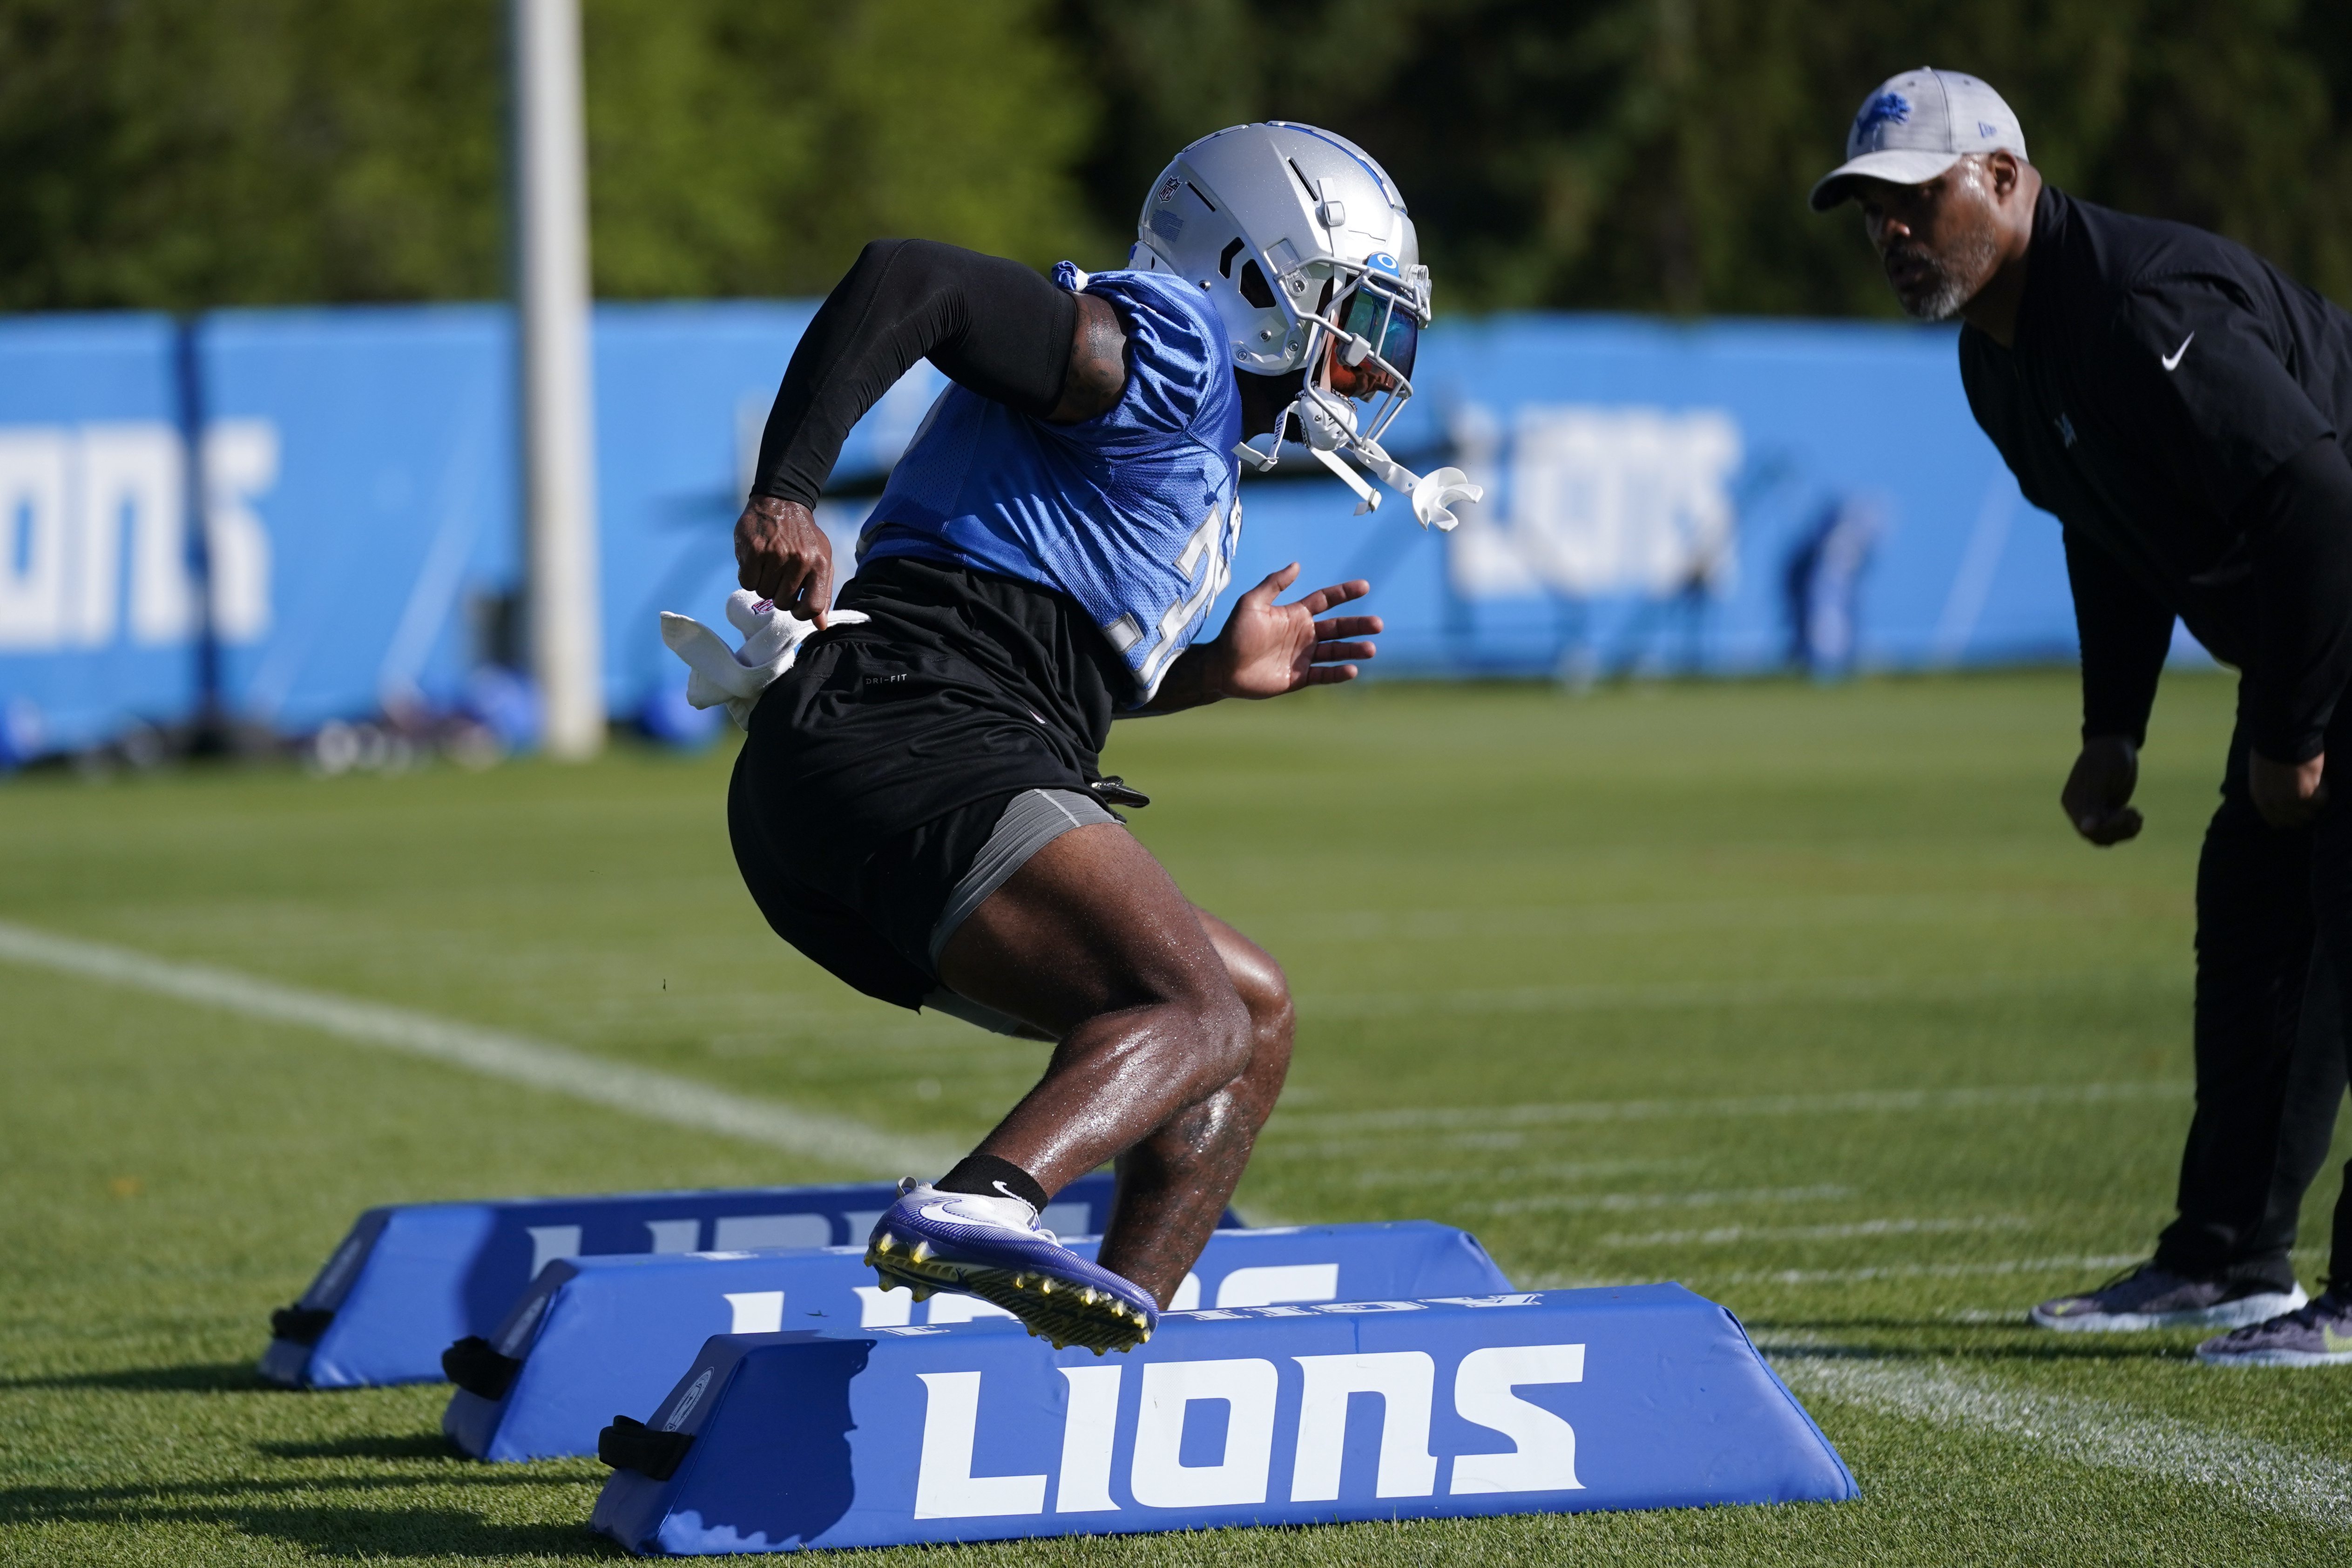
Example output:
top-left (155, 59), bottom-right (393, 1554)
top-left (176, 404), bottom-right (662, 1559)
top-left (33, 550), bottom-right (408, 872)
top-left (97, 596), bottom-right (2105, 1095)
top-left (1285, 255), bottom-right (1426, 448)
top-left (1130, 122), bottom-right (1482, 531)
top-left (1240, 255), bottom-right (1480, 531)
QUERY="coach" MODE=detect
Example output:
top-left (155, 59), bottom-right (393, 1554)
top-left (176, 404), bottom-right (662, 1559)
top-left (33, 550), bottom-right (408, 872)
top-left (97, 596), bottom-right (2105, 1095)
top-left (1812, 68), bottom-right (2352, 1364)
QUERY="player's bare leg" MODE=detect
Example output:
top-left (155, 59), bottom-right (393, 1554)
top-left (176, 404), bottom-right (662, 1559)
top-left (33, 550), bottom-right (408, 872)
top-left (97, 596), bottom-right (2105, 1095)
top-left (935, 826), bottom-right (1292, 1305)
top-left (1097, 912), bottom-right (1291, 1302)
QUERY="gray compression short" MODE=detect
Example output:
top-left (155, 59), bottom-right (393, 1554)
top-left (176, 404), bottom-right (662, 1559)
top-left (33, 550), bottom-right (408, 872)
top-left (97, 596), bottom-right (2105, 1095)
top-left (920, 786), bottom-right (1122, 1035)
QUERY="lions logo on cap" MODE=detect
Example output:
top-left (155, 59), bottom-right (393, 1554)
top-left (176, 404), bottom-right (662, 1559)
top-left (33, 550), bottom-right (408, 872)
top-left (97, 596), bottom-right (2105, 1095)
top-left (1854, 91), bottom-right (1911, 144)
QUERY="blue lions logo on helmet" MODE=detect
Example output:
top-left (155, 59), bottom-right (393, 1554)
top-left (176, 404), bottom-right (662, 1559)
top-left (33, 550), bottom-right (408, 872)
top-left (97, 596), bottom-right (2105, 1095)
top-left (1854, 92), bottom-right (1911, 144)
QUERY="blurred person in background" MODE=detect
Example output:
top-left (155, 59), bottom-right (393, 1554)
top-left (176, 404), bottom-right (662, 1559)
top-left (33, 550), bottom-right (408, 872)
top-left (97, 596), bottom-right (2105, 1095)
top-left (1783, 493), bottom-right (1884, 678)
top-left (1814, 68), bottom-right (2352, 1364)
top-left (724, 123), bottom-right (1475, 1353)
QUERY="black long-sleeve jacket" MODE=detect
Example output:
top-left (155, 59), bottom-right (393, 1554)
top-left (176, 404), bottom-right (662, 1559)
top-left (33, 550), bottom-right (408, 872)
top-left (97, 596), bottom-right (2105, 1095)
top-left (1960, 186), bottom-right (2352, 761)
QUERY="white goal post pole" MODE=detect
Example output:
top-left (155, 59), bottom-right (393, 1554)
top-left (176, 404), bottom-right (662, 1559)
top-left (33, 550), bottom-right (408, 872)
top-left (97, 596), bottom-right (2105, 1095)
top-left (510, 0), bottom-right (604, 758)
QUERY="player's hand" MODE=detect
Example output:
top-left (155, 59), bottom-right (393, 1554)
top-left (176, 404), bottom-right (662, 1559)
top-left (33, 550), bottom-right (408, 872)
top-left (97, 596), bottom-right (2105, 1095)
top-left (734, 497), bottom-right (833, 627)
top-left (2250, 749), bottom-right (2327, 830)
top-left (1213, 563), bottom-right (1379, 700)
top-left (2061, 734), bottom-right (2143, 846)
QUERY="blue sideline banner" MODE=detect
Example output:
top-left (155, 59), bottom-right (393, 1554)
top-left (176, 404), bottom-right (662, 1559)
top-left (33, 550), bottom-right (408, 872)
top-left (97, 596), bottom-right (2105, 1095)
top-left (202, 306), bottom-right (518, 735)
top-left (448, 1221), bottom-right (1512, 1462)
top-left (1227, 315), bottom-right (2080, 679)
top-left (0, 314), bottom-right (197, 752)
top-left (260, 1172), bottom-right (1207, 1389)
top-left (590, 1286), bottom-right (1856, 1554)
top-left (0, 301), bottom-right (940, 752)
top-left (2, 297), bottom-right (2137, 754)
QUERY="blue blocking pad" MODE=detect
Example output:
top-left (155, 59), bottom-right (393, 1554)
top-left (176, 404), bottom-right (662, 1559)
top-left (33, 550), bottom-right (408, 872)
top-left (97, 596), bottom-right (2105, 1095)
top-left (447, 1222), bottom-right (1510, 1463)
top-left (261, 1173), bottom-right (1187, 1388)
top-left (591, 1285), bottom-right (1857, 1554)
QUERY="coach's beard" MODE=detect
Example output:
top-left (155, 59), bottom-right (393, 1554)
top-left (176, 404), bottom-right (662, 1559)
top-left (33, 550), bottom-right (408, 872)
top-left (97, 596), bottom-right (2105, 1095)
top-left (1886, 232), bottom-right (1998, 323)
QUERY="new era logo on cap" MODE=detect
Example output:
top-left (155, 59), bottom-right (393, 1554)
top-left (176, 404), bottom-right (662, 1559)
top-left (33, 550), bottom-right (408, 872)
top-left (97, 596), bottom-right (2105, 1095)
top-left (1810, 68), bottom-right (2028, 210)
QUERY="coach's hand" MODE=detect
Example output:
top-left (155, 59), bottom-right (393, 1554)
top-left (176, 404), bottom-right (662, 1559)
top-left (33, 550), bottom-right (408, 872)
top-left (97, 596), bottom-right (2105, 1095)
top-left (2061, 734), bottom-right (2144, 846)
top-left (2250, 749), bottom-right (2328, 830)
top-left (734, 497), bottom-right (833, 627)
top-left (1216, 564), bottom-right (1380, 700)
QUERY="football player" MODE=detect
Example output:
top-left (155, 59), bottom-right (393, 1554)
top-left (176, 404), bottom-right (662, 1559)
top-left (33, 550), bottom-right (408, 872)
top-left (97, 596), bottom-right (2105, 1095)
top-left (727, 123), bottom-right (1477, 1352)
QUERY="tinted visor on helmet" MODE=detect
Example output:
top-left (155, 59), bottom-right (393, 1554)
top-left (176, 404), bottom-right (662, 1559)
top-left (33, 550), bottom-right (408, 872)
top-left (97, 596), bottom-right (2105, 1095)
top-left (1337, 275), bottom-right (1420, 385)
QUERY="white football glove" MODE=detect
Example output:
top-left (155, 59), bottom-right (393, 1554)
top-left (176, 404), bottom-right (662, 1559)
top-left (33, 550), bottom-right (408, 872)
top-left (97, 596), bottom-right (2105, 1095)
top-left (659, 589), bottom-right (867, 730)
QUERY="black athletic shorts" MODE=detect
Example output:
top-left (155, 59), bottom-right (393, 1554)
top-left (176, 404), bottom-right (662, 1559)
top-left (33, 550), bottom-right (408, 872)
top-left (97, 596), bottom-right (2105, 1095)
top-left (727, 556), bottom-right (1134, 1012)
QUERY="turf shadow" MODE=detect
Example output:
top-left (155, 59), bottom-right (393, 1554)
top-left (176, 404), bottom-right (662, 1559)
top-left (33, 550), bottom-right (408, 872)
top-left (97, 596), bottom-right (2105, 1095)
top-left (229, 1503), bottom-right (616, 1559)
top-left (0, 1360), bottom-right (269, 1392)
top-left (15, 1498), bottom-right (615, 1559)
top-left (1, 1470), bottom-right (593, 1523)
top-left (253, 1433), bottom-right (463, 1462)
top-left (1745, 1316), bottom-right (2030, 1333)
top-left (1752, 1318), bottom-right (2209, 1352)
top-left (1760, 1338), bottom-right (2197, 1367)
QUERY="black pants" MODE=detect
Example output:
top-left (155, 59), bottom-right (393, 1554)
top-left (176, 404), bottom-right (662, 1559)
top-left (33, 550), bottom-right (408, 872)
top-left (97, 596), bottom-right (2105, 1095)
top-left (2154, 716), bottom-right (2349, 1291)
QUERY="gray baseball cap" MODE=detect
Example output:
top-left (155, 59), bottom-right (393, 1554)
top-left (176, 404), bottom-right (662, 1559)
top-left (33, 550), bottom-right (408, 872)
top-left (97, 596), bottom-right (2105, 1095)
top-left (1808, 68), bottom-right (2028, 211)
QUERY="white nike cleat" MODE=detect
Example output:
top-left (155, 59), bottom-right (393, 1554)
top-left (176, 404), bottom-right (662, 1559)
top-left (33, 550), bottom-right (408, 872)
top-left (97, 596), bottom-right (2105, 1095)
top-left (864, 1178), bottom-right (1157, 1353)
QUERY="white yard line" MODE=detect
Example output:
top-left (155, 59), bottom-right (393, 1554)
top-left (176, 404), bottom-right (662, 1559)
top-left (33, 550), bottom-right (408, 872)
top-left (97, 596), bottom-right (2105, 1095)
top-left (1598, 1215), bottom-right (2029, 1249)
top-left (1263, 1129), bottom-right (1676, 1159)
top-left (1278, 1080), bottom-right (2186, 1135)
top-left (1529, 1253), bottom-right (2143, 1290)
top-left (1295, 970), bottom-right (2169, 1019)
top-left (1715, 1253), bottom-right (2146, 1286)
top-left (1471, 1183), bottom-right (1851, 1217)
top-left (1340, 1157), bottom-right (1701, 1185)
top-left (1772, 1351), bottom-right (2352, 1531)
top-left (1270, 891), bottom-right (2149, 944)
top-left (0, 918), bottom-right (957, 1176)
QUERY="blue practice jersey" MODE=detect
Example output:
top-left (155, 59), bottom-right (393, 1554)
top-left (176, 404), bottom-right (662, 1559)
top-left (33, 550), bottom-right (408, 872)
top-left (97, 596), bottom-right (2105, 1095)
top-left (855, 262), bottom-right (1243, 704)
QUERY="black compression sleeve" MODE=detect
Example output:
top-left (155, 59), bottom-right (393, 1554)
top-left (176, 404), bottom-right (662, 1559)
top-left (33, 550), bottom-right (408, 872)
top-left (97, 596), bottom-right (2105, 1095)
top-left (2064, 526), bottom-right (2174, 748)
top-left (749, 239), bottom-right (1079, 508)
top-left (2240, 436), bottom-right (2352, 762)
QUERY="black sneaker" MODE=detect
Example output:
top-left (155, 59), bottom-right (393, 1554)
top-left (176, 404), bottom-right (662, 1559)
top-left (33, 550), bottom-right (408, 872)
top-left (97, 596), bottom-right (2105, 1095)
top-left (2029, 1262), bottom-right (2305, 1332)
top-left (2196, 1292), bottom-right (2352, 1366)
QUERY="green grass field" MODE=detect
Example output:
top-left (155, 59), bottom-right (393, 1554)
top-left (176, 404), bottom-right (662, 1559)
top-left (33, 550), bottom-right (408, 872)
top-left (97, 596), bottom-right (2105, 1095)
top-left (6, 668), bottom-right (2350, 1565)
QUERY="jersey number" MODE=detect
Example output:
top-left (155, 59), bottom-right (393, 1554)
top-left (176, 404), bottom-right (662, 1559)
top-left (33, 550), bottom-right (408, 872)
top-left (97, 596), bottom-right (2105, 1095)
top-left (1133, 498), bottom-right (1238, 690)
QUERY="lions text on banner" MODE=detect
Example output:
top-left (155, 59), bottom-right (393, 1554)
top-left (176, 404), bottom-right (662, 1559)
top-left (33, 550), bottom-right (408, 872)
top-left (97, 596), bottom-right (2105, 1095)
top-left (590, 1285), bottom-right (1857, 1553)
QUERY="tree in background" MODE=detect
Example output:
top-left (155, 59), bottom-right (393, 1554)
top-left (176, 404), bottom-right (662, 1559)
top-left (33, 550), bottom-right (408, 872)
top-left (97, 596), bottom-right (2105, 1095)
top-left (0, 0), bottom-right (503, 310)
top-left (584, 0), bottom-right (1100, 297)
top-left (0, 0), bottom-right (1097, 310)
top-left (1057, 0), bottom-right (2352, 315)
top-left (0, 0), bottom-right (2344, 316)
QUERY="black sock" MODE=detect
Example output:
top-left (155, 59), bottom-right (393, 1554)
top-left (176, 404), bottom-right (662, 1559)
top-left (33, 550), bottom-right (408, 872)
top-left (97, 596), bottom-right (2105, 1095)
top-left (938, 1155), bottom-right (1049, 1213)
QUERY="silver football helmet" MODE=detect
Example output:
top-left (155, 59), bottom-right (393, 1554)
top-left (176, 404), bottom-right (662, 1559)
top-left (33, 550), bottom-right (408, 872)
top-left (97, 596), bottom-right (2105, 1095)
top-left (1129, 122), bottom-right (1481, 531)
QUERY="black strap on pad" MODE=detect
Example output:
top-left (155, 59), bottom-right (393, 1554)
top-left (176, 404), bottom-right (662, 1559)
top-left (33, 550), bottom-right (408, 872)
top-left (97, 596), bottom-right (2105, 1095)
top-left (598, 1414), bottom-right (696, 1480)
top-left (269, 1304), bottom-right (336, 1345)
top-left (440, 1335), bottom-right (523, 1400)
